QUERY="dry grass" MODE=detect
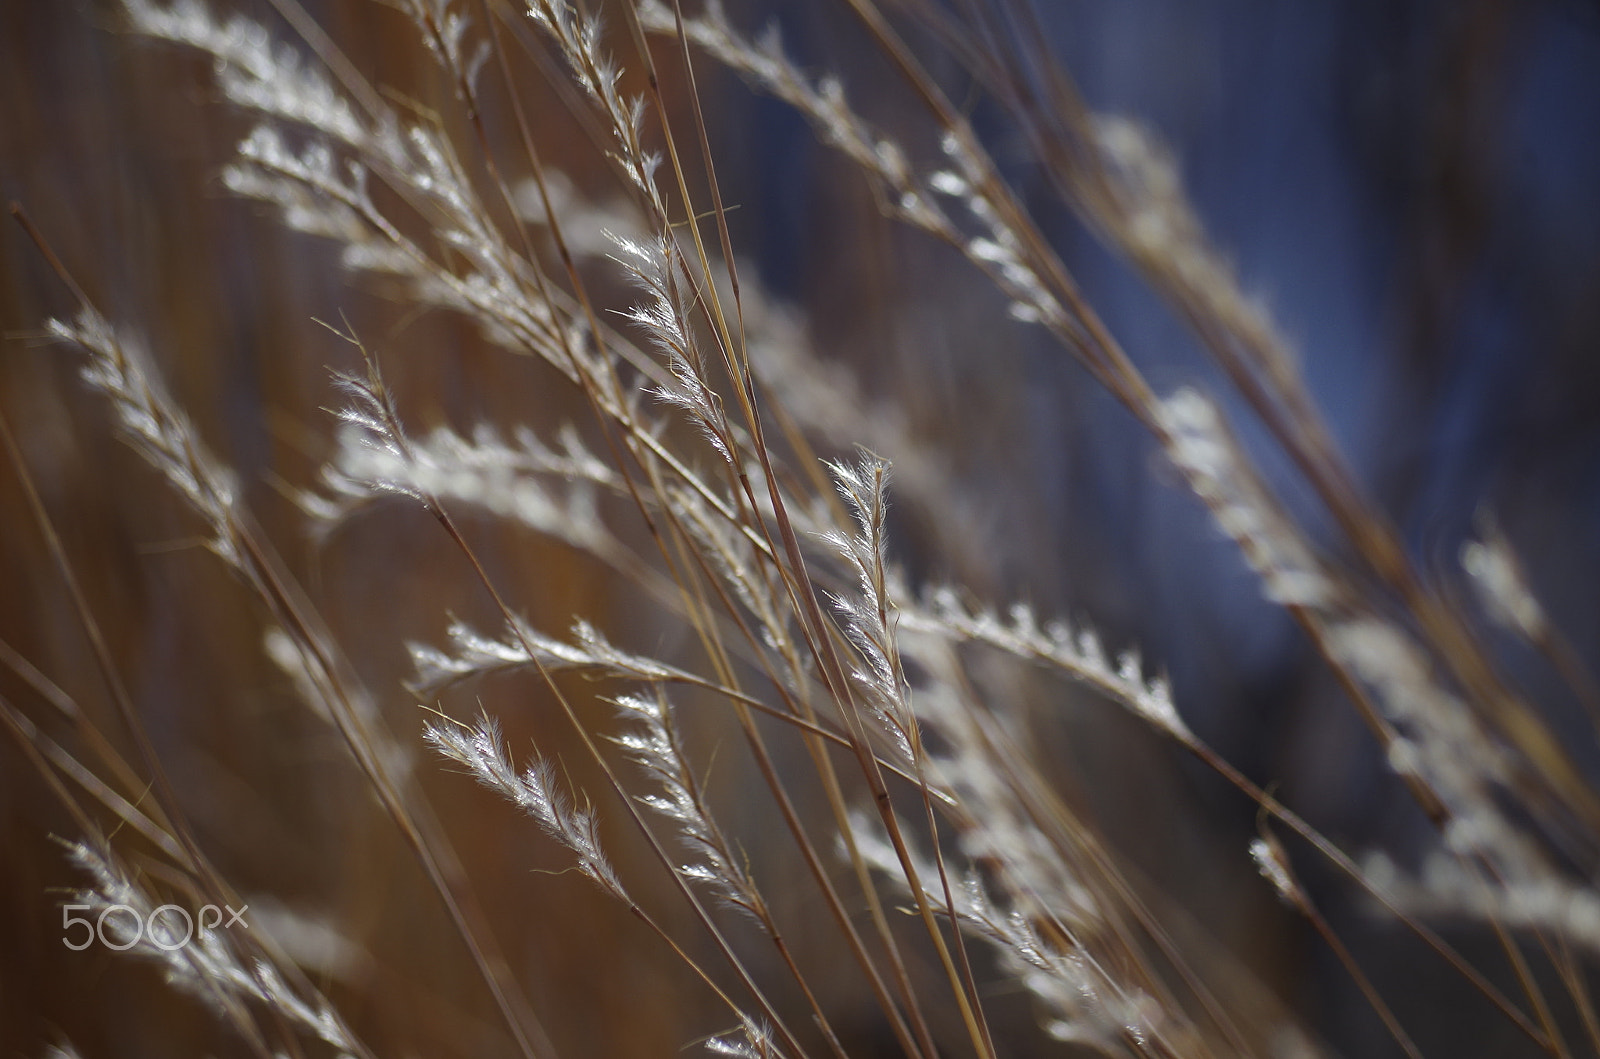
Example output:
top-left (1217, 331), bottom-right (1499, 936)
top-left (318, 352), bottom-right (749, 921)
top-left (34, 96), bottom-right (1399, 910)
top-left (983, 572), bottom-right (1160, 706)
top-left (4, 2), bottom-right (1600, 1057)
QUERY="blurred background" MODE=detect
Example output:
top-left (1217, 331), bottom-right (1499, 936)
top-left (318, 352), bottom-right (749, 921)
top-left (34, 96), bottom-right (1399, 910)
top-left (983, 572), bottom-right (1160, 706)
top-left (4, 1), bottom-right (1600, 1056)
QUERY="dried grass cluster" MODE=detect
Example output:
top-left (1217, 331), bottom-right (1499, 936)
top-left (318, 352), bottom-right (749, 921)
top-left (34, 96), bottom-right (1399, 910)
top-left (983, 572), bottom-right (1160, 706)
top-left (3, 2), bottom-right (1598, 1058)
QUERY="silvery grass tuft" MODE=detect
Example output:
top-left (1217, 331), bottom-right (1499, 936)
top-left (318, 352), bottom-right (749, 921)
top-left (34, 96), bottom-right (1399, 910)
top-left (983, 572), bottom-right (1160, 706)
top-left (5, 1), bottom-right (1599, 1058)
